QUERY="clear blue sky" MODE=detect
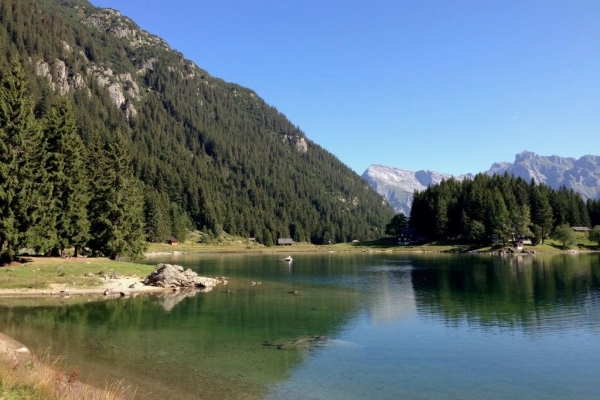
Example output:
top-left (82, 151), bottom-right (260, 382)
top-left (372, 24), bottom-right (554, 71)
top-left (90, 0), bottom-right (600, 176)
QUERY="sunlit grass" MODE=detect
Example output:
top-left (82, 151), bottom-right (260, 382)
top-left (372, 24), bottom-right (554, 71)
top-left (0, 349), bottom-right (135, 400)
top-left (0, 257), bottom-right (155, 290)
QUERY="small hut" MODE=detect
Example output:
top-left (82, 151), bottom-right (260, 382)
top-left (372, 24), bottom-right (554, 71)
top-left (572, 227), bottom-right (591, 233)
top-left (167, 236), bottom-right (179, 246)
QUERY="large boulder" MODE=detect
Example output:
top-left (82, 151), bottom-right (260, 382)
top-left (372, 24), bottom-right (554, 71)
top-left (144, 264), bottom-right (219, 288)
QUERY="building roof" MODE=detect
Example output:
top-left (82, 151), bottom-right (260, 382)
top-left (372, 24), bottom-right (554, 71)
top-left (277, 238), bottom-right (294, 244)
top-left (400, 228), bottom-right (421, 235)
top-left (572, 227), bottom-right (591, 232)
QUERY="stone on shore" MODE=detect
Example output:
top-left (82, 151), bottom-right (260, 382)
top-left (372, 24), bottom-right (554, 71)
top-left (143, 263), bottom-right (219, 288)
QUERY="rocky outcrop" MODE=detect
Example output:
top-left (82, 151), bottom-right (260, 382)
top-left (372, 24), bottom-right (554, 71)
top-left (143, 263), bottom-right (219, 288)
top-left (87, 66), bottom-right (141, 109)
top-left (82, 8), bottom-right (170, 51)
top-left (32, 56), bottom-right (140, 116)
top-left (284, 134), bottom-right (308, 154)
top-left (33, 59), bottom-right (86, 96)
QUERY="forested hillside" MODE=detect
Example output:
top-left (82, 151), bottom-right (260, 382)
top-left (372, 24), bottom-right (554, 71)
top-left (0, 0), bottom-right (393, 251)
top-left (409, 173), bottom-right (600, 244)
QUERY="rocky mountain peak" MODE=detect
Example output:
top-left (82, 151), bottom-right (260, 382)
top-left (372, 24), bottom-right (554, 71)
top-left (363, 151), bottom-right (600, 215)
top-left (362, 165), bottom-right (457, 216)
top-left (515, 150), bottom-right (539, 162)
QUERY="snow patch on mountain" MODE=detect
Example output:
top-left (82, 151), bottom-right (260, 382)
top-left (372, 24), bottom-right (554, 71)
top-left (362, 165), bottom-right (463, 216)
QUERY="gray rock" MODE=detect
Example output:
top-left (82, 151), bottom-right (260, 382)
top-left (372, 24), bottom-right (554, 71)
top-left (143, 263), bottom-right (219, 288)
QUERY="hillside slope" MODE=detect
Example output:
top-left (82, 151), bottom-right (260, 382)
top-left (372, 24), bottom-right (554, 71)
top-left (0, 0), bottom-right (393, 244)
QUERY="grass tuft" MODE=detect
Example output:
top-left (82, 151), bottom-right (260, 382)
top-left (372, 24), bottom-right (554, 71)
top-left (0, 347), bottom-right (135, 399)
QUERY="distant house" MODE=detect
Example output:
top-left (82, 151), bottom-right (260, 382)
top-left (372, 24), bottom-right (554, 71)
top-left (167, 236), bottom-right (179, 246)
top-left (277, 238), bottom-right (294, 246)
top-left (512, 234), bottom-right (532, 245)
top-left (397, 228), bottom-right (423, 245)
top-left (572, 227), bottom-right (591, 233)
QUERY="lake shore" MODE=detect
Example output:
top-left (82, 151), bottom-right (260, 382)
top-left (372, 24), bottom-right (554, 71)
top-left (0, 256), bottom-right (170, 298)
top-left (0, 241), bottom-right (596, 298)
top-left (0, 329), bottom-right (135, 400)
top-left (0, 275), bottom-right (168, 297)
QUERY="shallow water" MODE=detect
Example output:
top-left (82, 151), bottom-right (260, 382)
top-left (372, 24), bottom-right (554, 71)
top-left (1, 253), bottom-right (599, 399)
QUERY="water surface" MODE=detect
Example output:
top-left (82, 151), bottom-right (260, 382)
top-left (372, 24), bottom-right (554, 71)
top-left (0, 253), bottom-right (599, 399)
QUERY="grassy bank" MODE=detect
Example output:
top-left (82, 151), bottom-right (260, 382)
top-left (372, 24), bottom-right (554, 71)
top-left (148, 234), bottom-right (599, 256)
top-left (0, 257), bottom-right (155, 291)
top-left (0, 346), bottom-right (134, 400)
top-left (2, 233), bottom-right (597, 291)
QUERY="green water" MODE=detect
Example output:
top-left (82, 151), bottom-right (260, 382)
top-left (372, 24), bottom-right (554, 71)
top-left (0, 253), bottom-right (599, 399)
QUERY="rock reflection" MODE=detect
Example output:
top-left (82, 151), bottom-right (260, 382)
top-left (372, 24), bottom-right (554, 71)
top-left (155, 287), bottom-right (213, 312)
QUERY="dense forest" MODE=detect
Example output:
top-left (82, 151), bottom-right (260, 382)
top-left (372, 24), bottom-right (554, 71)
top-left (0, 0), bottom-right (394, 258)
top-left (409, 173), bottom-right (600, 244)
top-left (0, 59), bottom-right (146, 261)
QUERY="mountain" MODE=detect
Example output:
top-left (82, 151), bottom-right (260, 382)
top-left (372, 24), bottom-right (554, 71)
top-left (0, 0), bottom-right (394, 244)
top-left (361, 166), bottom-right (460, 216)
top-left (488, 151), bottom-right (600, 200)
top-left (363, 150), bottom-right (600, 215)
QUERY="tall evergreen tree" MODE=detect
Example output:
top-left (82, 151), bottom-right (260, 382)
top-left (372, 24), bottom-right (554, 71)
top-left (87, 130), bottom-right (146, 259)
top-left (0, 58), bottom-right (51, 259)
top-left (42, 98), bottom-right (89, 255)
top-left (512, 204), bottom-right (533, 238)
top-left (531, 186), bottom-right (554, 244)
top-left (490, 188), bottom-right (510, 243)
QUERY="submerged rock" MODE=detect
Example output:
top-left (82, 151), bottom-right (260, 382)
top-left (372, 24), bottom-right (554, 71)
top-left (263, 336), bottom-right (363, 351)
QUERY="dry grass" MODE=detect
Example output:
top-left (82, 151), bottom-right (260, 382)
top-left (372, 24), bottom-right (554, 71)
top-left (0, 349), bottom-right (135, 400)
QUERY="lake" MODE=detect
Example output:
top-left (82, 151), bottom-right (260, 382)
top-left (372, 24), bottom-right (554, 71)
top-left (1, 252), bottom-right (599, 399)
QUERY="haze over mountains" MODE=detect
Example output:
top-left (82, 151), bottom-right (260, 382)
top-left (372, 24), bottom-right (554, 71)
top-left (363, 151), bottom-right (600, 216)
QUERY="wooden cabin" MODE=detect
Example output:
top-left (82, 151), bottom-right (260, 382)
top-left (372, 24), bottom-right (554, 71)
top-left (397, 228), bottom-right (424, 245)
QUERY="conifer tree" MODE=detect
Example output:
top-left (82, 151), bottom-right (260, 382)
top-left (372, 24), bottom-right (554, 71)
top-left (484, 189), bottom-right (509, 244)
top-left (87, 130), bottom-right (146, 259)
top-left (143, 191), bottom-right (171, 242)
top-left (42, 98), bottom-right (89, 256)
top-left (531, 186), bottom-right (554, 244)
top-left (512, 204), bottom-right (533, 238)
top-left (0, 58), bottom-right (52, 259)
